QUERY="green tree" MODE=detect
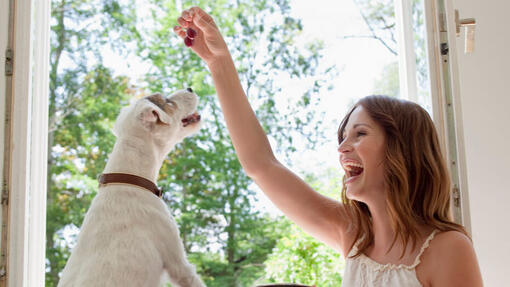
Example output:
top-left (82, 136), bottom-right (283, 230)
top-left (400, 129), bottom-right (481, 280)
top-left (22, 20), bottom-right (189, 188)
top-left (46, 67), bottom-right (133, 285)
top-left (260, 168), bottom-right (345, 286)
top-left (372, 61), bottom-right (400, 97)
top-left (348, 0), bottom-right (429, 107)
top-left (46, 0), bottom-right (138, 285)
top-left (47, 0), bottom-right (334, 286)
top-left (133, 1), bottom-right (334, 286)
top-left (263, 224), bottom-right (344, 286)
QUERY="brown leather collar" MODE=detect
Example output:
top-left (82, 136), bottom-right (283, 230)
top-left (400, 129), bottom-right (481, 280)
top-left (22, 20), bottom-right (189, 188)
top-left (98, 173), bottom-right (162, 198)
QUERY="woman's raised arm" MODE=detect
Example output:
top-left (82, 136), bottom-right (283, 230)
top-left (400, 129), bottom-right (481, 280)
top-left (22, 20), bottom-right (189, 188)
top-left (174, 7), bottom-right (355, 255)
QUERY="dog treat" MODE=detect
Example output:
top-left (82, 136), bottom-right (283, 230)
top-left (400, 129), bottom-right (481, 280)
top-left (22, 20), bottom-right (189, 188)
top-left (186, 28), bottom-right (197, 39)
top-left (183, 28), bottom-right (196, 47)
top-left (184, 36), bottom-right (193, 47)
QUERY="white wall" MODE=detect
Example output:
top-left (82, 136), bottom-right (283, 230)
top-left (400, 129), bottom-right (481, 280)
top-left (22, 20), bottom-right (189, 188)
top-left (453, 0), bottom-right (510, 285)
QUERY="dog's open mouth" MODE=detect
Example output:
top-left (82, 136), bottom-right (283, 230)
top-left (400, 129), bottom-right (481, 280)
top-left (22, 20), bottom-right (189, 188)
top-left (181, 112), bottom-right (201, 127)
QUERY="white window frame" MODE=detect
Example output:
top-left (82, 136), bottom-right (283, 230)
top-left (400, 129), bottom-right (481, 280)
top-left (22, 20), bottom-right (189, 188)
top-left (393, 0), bottom-right (418, 102)
top-left (393, 0), bottom-right (469, 231)
top-left (5, 0), bottom-right (50, 286)
top-left (0, 0), bottom-right (9, 270)
top-left (422, 0), bottom-right (471, 232)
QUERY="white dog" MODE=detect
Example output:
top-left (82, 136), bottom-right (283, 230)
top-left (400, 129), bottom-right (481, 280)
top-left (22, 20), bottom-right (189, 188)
top-left (58, 89), bottom-right (205, 287)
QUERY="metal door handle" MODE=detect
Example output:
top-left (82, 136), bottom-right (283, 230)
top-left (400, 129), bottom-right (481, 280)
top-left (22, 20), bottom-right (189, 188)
top-left (455, 10), bottom-right (476, 54)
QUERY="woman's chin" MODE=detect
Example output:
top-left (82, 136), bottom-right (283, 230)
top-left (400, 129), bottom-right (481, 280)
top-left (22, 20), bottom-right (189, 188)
top-left (345, 186), bottom-right (361, 200)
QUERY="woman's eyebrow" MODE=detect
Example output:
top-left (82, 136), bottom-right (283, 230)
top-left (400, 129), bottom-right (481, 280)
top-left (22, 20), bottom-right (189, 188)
top-left (353, 123), bottom-right (372, 129)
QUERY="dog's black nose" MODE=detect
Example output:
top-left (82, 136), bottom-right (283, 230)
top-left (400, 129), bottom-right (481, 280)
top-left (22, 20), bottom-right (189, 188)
top-left (186, 87), bottom-right (193, 93)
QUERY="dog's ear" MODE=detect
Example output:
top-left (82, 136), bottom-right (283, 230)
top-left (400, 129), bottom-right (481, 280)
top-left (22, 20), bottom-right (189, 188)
top-left (139, 106), bottom-right (171, 126)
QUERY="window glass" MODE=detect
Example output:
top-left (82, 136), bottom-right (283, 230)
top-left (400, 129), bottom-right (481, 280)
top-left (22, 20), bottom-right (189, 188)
top-left (46, 1), bottom-right (431, 286)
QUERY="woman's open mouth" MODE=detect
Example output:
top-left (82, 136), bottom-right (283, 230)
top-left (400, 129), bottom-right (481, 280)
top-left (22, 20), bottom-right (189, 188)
top-left (181, 112), bottom-right (201, 127)
top-left (343, 161), bottom-right (364, 184)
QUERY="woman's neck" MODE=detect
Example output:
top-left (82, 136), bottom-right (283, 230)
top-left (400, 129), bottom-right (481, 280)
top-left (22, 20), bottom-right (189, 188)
top-left (367, 199), bottom-right (433, 256)
top-left (368, 201), bottom-right (396, 249)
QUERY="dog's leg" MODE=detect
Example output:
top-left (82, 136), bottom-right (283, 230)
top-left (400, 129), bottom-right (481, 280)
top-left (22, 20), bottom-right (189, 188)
top-left (165, 259), bottom-right (205, 287)
top-left (158, 221), bottom-right (205, 287)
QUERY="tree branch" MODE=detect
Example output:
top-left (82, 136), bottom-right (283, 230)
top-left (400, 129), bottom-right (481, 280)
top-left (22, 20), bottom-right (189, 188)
top-left (353, 2), bottom-right (398, 56)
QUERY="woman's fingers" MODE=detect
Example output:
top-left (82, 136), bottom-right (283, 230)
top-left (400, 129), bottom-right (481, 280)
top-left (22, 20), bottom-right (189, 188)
top-left (189, 6), bottom-right (217, 34)
top-left (176, 6), bottom-right (224, 62)
top-left (173, 25), bottom-right (186, 39)
top-left (182, 10), bottom-right (192, 22)
top-left (177, 16), bottom-right (190, 29)
top-left (178, 11), bottom-right (201, 38)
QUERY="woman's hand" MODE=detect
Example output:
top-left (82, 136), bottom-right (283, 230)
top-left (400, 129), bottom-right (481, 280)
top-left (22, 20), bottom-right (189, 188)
top-left (174, 7), bottom-right (230, 66)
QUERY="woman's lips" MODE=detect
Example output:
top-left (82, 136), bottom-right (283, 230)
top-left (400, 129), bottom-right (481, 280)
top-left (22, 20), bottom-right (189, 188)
top-left (346, 170), bottom-right (363, 184)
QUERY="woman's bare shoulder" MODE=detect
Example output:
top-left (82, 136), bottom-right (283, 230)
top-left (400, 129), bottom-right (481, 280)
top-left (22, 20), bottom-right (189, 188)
top-left (433, 230), bottom-right (472, 248)
top-left (420, 230), bottom-right (483, 286)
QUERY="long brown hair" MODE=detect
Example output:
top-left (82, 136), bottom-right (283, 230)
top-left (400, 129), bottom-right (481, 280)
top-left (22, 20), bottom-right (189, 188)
top-left (338, 95), bottom-right (468, 258)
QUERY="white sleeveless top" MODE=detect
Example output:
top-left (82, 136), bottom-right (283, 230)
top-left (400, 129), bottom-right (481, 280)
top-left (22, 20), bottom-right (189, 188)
top-left (342, 230), bottom-right (439, 287)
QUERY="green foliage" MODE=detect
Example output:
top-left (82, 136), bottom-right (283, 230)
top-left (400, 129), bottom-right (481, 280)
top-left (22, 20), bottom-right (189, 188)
top-left (46, 66), bottom-right (133, 286)
top-left (372, 61), bottom-right (400, 97)
top-left (186, 217), bottom-right (290, 287)
top-left (128, 1), bottom-right (334, 286)
top-left (262, 224), bottom-right (344, 287)
top-left (47, 0), bottom-right (334, 286)
top-left (353, 0), bottom-right (430, 108)
top-left (47, 0), bottom-right (138, 284)
top-left (259, 168), bottom-right (345, 286)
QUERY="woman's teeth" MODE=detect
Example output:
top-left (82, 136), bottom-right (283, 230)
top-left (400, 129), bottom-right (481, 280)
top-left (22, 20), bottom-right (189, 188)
top-left (343, 162), bottom-right (364, 178)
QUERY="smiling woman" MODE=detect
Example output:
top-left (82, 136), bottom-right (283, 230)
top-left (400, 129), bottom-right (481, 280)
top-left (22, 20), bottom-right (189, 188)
top-left (337, 95), bottom-right (464, 250)
top-left (338, 108), bottom-right (386, 200)
top-left (336, 96), bottom-right (482, 286)
top-left (176, 4), bottom-right (483, 285)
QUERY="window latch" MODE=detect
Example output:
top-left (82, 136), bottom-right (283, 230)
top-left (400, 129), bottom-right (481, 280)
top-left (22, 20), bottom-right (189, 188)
top-left (5, 48), bottom-right (13, 76)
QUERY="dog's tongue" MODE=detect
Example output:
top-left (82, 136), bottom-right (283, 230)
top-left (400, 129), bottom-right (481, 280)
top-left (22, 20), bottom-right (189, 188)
top-left (182, 113), bottom-right (201, 127)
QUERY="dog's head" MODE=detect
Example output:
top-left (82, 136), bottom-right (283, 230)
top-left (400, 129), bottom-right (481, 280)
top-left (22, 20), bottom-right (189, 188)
top-left (113, 89), bottom-right (201, 153)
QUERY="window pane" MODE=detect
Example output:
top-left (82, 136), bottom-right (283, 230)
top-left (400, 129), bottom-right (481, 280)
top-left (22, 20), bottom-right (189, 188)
top-left (413, 0), bottom-right (432, 113)
top-left (46, 1), bottom-right (435, 286)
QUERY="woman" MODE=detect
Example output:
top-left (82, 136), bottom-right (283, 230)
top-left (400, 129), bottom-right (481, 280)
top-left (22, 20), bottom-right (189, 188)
top-left (173, 7), bottom-right (483, 286)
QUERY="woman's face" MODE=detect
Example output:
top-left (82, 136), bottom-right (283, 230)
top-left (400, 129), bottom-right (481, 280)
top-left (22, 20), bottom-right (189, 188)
top-left (338, 106), bottom-right (387, 202)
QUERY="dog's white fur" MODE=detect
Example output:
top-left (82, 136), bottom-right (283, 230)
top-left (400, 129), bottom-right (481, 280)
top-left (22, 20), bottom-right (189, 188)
top-left (58, 90), bottom-right (205, 287)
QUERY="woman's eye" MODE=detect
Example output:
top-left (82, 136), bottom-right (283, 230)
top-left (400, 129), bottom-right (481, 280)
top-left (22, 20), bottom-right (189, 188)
top-left (357, 131), bottom-right (367, 137)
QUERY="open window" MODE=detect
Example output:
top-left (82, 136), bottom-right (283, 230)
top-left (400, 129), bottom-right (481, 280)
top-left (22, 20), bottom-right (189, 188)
top-left (2, 0), bottom-right (473, 285)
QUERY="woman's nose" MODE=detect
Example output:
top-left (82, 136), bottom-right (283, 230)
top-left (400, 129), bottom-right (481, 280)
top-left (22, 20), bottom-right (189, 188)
top-left (338, 139), bottom-right (353, 154)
